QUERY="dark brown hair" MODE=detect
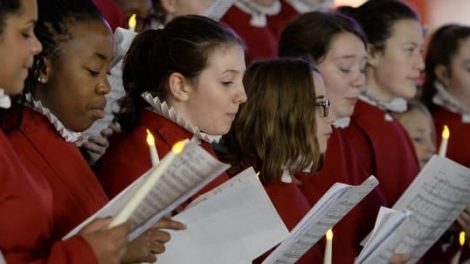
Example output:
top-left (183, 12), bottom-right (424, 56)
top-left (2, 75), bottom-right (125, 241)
top-left (421, 24), bottom-right (470, 111)
top-left (279, 11), bottom-right (366, 63)
top-left (346, 0), bottom-right (419, 51)
top-left (117, 15), bottom-right (244, 132)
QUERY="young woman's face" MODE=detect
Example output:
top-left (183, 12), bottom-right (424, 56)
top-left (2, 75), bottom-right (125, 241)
top-left (0, 0), bottom-right (42, 95)
top-left (37, 20), bottom-right (113, 132)
top-left (168, 0), bottom-right (215, 17)
top-left (313, 72), bottom-right (333, 154)
top-left (179, 44), bottom-right (247, 135)
top-left (441, 36), bottom-right (470, 107)
top-left (399, 108), bottom-right (436, 169)
top-left (317, 32), bottom-right (367, 118)
top-left (369, 19), bottom-right (424, 100)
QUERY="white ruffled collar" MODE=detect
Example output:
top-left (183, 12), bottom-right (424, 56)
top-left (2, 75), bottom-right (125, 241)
top-left (234, 0), bottom-right (281, 27)
top-left (285, 0), bottom-right (332, 13)
top-left (141, 92), bottom-right (222, 143)
top-left (433, 82), bottom-right (470, 123)
top-left (333, 117), bottom-right (351, 128)
top-left (0, 88), bottom-right (11, 109)
top-left (23, 93), bottom-right (82, 142)
top-left (359, 90), bottom-right (407, 122)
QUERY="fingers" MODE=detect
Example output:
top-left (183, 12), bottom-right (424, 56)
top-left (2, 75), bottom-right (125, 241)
top-left (80, 218), bottom-right (112, 233)
top-left (458, 209), bottom-right (470, 232)
top-left (100, 127), bottom-right (114, 138)
top-left (389, 253), bottom-right (410, 264)
top-left (149, 240), bottom-right (166, 254)
top-left (109, 122), bottom-right (121, 134)
top-left (152, 217), bottom-right (186, 230)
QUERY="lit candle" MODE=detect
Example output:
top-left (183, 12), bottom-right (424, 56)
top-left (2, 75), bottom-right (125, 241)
top-left (110, 140), bottom-right (186, 228)
top-left (323, 229), bottom-right (333, 264)
top-left (146, 129), bottom-right (159, 166)
top-left (451, 231), bottom-right (465, 264)
top-left (438, 125), bottom-right (450, 157)
top-left (128, 13), bottom-right (137, 32)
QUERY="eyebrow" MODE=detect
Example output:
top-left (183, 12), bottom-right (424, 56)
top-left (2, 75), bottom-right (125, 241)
top-left (316, 95), bottom-right (326, 100)
top-left (222, 69), bottom-right (244, 74)
top-left (93, 52), bottom-right (109, 62)
top-left (335, 55), bottom-right (367, 60)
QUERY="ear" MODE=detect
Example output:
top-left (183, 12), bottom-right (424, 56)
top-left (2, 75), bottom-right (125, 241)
top-left (36, 57), bottom-right (53, 84)
top-left (168, 72), bottom-right (190, 101)
top-left (366, 45), bottom-right (382, 68)
top-left (434, 64), bottom-right (450, 87)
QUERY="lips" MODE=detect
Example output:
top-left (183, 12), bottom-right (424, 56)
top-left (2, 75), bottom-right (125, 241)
top-left (89, 101), bottom-right (106, 118)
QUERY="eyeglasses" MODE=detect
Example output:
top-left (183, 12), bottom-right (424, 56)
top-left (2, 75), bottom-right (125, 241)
top-left (315, 99), bottom-right (330, 118)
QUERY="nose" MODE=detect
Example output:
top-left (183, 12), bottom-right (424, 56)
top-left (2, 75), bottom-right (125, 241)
top-left (426, 140), bottom-right (436, 155)
top-left (415, 53), bottom-right (425, 72)
top-left (234, 84), bottom-right (247, 104)
top-left (352, 70), bottom-right (366, 91)
top-left (97, 75), bottom-right (111, 95)
top-left (31, 33), bottom-right (43, 55)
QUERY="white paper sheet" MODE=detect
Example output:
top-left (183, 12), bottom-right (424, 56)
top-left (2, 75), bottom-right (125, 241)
top-left (156, 167), bottom-right (289, 264)
top-left (0, 250), bottom-right (5, 264)
top-left (64, 142), bottom-right (229, 240)
top-left (355, 207), bottom-right (409, 263)
top-left (356, 155), bottom-right (470, 264)
top-left (262, 175), bottom-right (379, 264)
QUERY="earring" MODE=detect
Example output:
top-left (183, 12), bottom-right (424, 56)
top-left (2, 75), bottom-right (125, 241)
top-left (37, 76), bottom-right (45, 84)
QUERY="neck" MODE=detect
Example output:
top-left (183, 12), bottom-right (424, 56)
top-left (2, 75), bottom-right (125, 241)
top-left (365, 73), bottom-right (394, 102)
top-left (448, 88), bottom-right (470, 109)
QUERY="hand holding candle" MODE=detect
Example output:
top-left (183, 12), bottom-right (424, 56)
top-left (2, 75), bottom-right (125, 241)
top-left (109, 140), bottom-right (186, 228)
top-left (438, 125), bottom-right (450, 157)
top-left (323, 229), bottom-right (333, 264)
top-left (146, 129), bottom-right (159, 166)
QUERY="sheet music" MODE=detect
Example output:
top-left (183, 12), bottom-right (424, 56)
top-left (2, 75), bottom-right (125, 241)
top-left (262, 175), bottom-right (379, 264)
top-left (64, 142), bottom-right (229, 240)
top-left (203, 0), bottom-right (237, 21)
top-left (357, 155), bottom-right (470, 264)
top-left (356, 207), bottom-right (409, 263)
top-left (156, 167), bottom-right (289, 264)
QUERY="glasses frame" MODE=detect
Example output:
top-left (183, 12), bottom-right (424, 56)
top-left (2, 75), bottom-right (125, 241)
top-left (315, 99), bottom-right (330, 118)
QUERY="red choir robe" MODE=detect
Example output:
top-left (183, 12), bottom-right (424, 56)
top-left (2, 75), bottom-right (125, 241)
top-left (432, 106), bottom-right (470, 168)
top-left (298, 127), bottom-right (387, 263)
top-left (0, 119), bottom-right (97, 263)
top-left (267, 0), bottom-right (299, 39)
top-left (347, 100), bottom-right (420, 206)
top-left (232, 162), bottom-right (322, 263)
top-left (97, 109), bottom-right (229, 199)
top-left (261, 182), bottom-right (323, 263)
top-left (220, 5), bottom-right (277, 64)
top-left (6, 106), bottom-right (108, 241)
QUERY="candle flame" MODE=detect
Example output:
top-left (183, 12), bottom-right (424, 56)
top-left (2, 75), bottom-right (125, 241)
top-left (326, 229), bottom-right (333, 240)
top-left (460, 231), bottom-right (466, 247)
top-left (172, 140), bottom-right (186, 154)
top-left (442, 125), bottom-right (450, 139)
top-left (128, 14), bottom-right (137, 30)
top-left (146, 129), bottom-right (155, 146)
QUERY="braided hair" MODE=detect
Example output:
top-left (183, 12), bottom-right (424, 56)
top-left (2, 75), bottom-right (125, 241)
top-left (25, 0), bottom-right (104, 93)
